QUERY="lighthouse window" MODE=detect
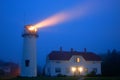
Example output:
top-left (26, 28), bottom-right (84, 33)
top-left (25, 60), bottom-right (30, 67)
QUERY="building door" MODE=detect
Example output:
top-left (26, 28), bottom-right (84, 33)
top-left (75, 66), bottom-right (80, 76)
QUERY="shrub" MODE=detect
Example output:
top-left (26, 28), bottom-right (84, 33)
top-left (86, 71), bottom-right (96, 77)
top-left (0, 69), bottom-right (5, 76)
top-left (57, 74), bottom-right (67, 77)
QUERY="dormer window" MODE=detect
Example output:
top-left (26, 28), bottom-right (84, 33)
top-left (76, 58), bottom-right (80, 62)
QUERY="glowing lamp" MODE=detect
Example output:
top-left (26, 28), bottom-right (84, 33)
top-left (71, 67), bottom-right (76, 72)
top-left (25, 25), bottom-right (37, 33)
top-left (28, 26), bottom-right (37, 32)
top-left (78, 67), bottom-right (83, 72)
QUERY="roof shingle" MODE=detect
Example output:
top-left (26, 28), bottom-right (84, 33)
top-left (48, 51), bottom-right (101, 61)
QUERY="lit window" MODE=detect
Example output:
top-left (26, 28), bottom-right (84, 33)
top-left (76, 58), bottom-right (80, 62)
top-left (55, 68), bottom-right (61, 73)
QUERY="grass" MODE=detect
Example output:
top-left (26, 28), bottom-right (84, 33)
top-left (84, 77), bottom-right (120, 80)
top-left (6, 76), bottom-right (80, 80)
top-left (1, 76), bottom-right (120, 80)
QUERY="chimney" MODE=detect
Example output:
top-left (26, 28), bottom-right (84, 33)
top-left (71, 48), bottom-right (74, 53)
top-left (60, 47), bottom-right (62, 53)
top-left (84, 48), bottom-right (87, 53)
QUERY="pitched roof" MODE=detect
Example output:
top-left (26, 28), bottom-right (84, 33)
top-left (48, 51), bottom-right (101, 61)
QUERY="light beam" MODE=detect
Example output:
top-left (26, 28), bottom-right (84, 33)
top-left (33, 1), bottom-right (99, 29)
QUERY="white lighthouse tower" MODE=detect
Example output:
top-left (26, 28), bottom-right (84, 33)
top-left (21, 25), bottom-right (38, 77)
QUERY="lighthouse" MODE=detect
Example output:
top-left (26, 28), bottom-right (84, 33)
top-left (21, 25), bottom-right (38, 77)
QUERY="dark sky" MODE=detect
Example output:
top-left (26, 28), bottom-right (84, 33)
top-left (0, 0), bottom-right (120, 66)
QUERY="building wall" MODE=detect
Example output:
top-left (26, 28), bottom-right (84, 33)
top-left (45, 55), bottom-right (101, 76)
top-left (86, 61), bottom-right (101, 74)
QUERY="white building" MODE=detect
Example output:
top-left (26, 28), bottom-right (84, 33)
top-left (45, 48), bottom-right (102, 76)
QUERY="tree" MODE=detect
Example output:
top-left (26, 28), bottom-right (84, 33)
top-left (101, 49), bottom-right (120, 76)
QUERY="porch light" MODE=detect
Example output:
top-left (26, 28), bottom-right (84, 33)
top-left (71, 67), bottom-right (76, 72)
top-left (78, 67), bottom-right (83, 72)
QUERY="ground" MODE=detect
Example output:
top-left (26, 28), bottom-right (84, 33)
top-left (1, 76), bottom-right (120, 80)
top-left (0, 76), bottom-right (79, 80)
top-left (84, 77), bottom-right (120, 80)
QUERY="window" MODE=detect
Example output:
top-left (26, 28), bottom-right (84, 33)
top-left (93, 68), bottom-right (97, 73)
top-left (25, 60), bottom-right (30, 67)
top-left (47, 67), bottom-right (50, 72)
top-left (93, 61), bottom-right (96, 64)
top-left (56, 61), bottom-right (61, 63)
top-left (47, 67), bottom-right (50, 75)
top-left (76, 58), bottom-right (80, 62)
top-left (85, 68), bottom-right (88, 73)
top-left (66, 67), bottom-right (70, 73)
top-left (55, 68), bottom-right (61, 73)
